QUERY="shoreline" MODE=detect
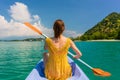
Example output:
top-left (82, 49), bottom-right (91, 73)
top-left (74, 39), bottom-right (120, 42)
top-left (88, 39), bottom-right (120, 41)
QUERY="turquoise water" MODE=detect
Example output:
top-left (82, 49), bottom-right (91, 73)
top-left (0, 41), bottom-right (120, 80)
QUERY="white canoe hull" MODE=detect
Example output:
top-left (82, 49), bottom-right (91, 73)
top-left (26, 57), bottom-right (89, 80)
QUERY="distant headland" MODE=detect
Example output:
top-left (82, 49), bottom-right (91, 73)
top-left (73, 12), bottom-right (120, 41)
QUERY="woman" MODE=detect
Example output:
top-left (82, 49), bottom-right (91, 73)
top-left (43, 19), bottom-right (82, 80)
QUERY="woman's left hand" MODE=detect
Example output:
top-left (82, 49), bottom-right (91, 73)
top-left (73, 54), bottom-right (81, 59)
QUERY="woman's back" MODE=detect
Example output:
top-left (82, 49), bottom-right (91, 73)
top-left (49, 36), bottom-right (68, 49)
top-left (44, 36), bottom-right (72, 80)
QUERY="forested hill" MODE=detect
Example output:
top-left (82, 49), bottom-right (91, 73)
top-left (79, 12), bottom-right (120, 40)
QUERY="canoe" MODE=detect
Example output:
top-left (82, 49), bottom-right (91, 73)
top-left (25, 57), bottom-right (89, 80)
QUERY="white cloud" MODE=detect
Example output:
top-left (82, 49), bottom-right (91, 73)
top-left (0, 15), bottom-right (40, 40)
top-left (0, 2), bottom-right (80, 40)
top-left (0, 16), bottom-right (10, 28)
top-left (64, 30), bottom-right (81, 38)
top-left (33, 21), bottom-right (53, 37)
top-left (33, 15), bottom-right (40, 22)
top-left (9, 2), bottom-right (32, 22)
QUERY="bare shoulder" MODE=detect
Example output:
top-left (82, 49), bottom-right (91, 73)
top-left (62, 36), bottom-right (72, 44)
top-left (62, 36), bottom-right (69, 41)
top-left (45, 37), bottom-right (50, 42)
top-left (67, 38), bottom-right (74, 45)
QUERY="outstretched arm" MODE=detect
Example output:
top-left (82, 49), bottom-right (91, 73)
top-left (44, 40), bottom-right (48, 50)
top-left (70, 40), bottom-right (82, 59)
top-left (43, 40), bottom-right (49, 65)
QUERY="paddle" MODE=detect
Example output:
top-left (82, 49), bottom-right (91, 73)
top-left (24, 22), bottom-right (111, 77)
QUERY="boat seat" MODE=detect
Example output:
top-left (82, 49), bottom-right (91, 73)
top-left (35, 61), bottom-right (76, 78)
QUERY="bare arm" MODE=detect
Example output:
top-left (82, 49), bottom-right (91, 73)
top-left (44, 40), bottom-right (48, 50)
top-left (43, 40), bottom-right (49, 65)
top-left (43, 39), bottom-right (49, 54)
top-left (70, 40), bottom-right (82, 59)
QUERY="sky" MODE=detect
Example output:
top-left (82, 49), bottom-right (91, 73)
top-left (0, 0), bottom-right (120, 40)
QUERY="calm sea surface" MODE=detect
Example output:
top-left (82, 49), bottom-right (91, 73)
top-left (0, 41), bottom-right (120, 80)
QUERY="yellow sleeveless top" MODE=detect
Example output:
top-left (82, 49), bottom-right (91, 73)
top-left (44, 38), bottom-right (72, 80)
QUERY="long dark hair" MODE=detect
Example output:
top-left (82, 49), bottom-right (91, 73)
top-left (53, 19), bottom-right (65, 38)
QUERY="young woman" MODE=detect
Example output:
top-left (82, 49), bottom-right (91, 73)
top-left (43, 19), bottom-right (82, 80)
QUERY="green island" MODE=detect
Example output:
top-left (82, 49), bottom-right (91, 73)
top-left (73, 12), bottom-right (120, 41)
